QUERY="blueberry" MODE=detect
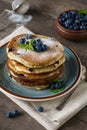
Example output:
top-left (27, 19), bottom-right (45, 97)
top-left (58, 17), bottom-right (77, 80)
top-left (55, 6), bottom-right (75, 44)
top-left (61, 12), bottom-right (67, 17)
top-left (6, 112), bottom-right (13, 118)
top-left (60, 17), bottom-right (66, 23)
top-left (64, 13), bottom-right (69, 19)
top-left (37, 42), bottom-right (43, 46)
top-left (13, 110), bottom-right (20, 116)
top-left (25, 41), bottom-right (29, 44)
top-left (66, 18), bottom-right (73, 25)
top-left (68, 25), bottom-right (74, 30)
top-left (25, 34), bottom-right (32, 39)
top-left (75, 14), bottom-right (82, 20)
top-left (37, 106), bottom-right (44, 112)
top-left (20, 38), bottom-right (25, 44)
top-left (64, 21), bottom-right (70, 28)
top-left (67, 12), bottom-right (72, 18)
top-left (79, 18), bottom-right (83, 22)
top-left (75, 19), bottom-right (80, 24)
top-left (82, 15), bottom-right (87, 21)
top-left (84, 22), bottom-right (87, 26)
top-left (55, 82), bottom-right (62, 89)
top-left (80, 25), bottom-right (86, 30)
top-left (80, 25), bottom-right (83, 29)
top-left (58, 17), bottom-right (63, 23)
top-left (42, 44), bottom-right (48, 51)
top-left (32, 43), bottom-right (36, 48)
top-left (73, 25), bottom-right (79, 30)
top-left (34, 38), bottom-right (42, 43)
top-left (70, 11), bottom-right (78, 16)
top-left (79, 14), bottom-right (84, 18)
top-left (62, 12), bottom-right (70, 19)
top-left (34, 44), bottom-right (42, 52)
top-left (81, 21), bottom-right (86, 26)
top-left (50, 82), bottom-right (56, 89)
top-left (50, 81), bottom-right (62, 89)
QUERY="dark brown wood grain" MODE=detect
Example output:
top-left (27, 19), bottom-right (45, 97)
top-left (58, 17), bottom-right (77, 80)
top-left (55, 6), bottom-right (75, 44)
top-left (0, 0), bottom-right (87, 130)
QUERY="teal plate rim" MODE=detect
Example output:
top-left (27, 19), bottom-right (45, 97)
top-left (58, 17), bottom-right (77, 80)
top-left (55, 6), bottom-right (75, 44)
top-left (0, 42), bottom-right (82, 101)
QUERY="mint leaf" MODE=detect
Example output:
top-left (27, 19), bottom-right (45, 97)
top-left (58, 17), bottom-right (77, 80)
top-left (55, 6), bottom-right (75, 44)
top-left (19, 39), bottom-right (35, 51)
top-left (53, 78), bottom-right (63, 83)
top-left (28, 39), bottom-right (35, 51)
top-left (78, 10), bottom-right (87, 14)
top-left (19, 43), bottom-right (26, 48)
top-left (50, 86), bottom-right (65, 93)
top-left (50, 78), bottom-right (65, 93)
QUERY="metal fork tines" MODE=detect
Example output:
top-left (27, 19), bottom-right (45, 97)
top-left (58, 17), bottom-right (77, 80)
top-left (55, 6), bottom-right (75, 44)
top-left (56, 66), bottom-right (86, 111)
top-left (56, 83), bottom-right (80, 111)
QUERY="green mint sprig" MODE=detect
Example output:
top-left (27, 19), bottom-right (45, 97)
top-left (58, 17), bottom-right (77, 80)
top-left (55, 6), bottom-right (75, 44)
top-left (50, 86), bottom-right (65, 93)
top-left (50, 78), bottom-right (65, 93)
top-left (19, 39), bottom-right (35, 51)
top-left (29, 39), bottom-right (35, 51)
top-left (53, 78), bottom-right (63, 83)
top-left (78, 10), bottom-right (87, 14)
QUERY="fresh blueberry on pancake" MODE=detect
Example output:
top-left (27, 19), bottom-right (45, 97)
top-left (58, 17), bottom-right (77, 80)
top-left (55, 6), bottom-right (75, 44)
top-left (25, 33), bottom-right (32, 39)
top-left (20, 38), bottom-right (26, 44)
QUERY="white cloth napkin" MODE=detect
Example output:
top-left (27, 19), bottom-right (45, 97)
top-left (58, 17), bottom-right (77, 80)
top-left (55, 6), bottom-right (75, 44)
top-left (0, 25), bottom-right (33, 47)
top-left (0, 25), bottom-right (87, 130)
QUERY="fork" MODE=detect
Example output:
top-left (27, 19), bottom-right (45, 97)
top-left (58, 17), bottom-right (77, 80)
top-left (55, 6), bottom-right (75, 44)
top-left (56, 84), bottom-right (80, 110)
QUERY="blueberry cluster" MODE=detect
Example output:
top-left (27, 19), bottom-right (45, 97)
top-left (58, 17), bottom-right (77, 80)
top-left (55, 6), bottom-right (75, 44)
top-left (32, 38), bottom-right (48, 52)
top-left (6, 110), bottom-right (20, 118)
top-left (19, 34), bottom-right (48, 52)
top-left (59, 10), bottom-right (87, 30)
top-left (50, 78), bottom-right (63, 89)
top-left (20, 33), bottom-right (32, 44)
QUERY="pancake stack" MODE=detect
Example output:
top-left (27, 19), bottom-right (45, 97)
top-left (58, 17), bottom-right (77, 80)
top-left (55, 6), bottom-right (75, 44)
top-left (6, 34), bottom-right (65, 89)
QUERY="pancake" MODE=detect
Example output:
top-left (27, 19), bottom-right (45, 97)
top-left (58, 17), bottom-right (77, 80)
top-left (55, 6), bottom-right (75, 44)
top-left (7, 54), bottom-right (65, 74)
top-left (7, 34), bottom-right (65, 68)
top-left (7, 64), bottom-right (64, 89)
top-left (6, 33), bottom-right (65, 89)
top-left (7, 60), bottom-right (64, 80)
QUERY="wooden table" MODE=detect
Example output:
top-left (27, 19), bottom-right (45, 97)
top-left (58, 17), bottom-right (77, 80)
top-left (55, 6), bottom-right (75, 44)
top-left (0, 0), bottom-right (87, 130)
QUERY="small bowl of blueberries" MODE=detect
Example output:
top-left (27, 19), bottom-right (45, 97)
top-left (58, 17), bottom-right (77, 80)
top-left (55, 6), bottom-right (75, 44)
top-left (55, 10), bottom-right (87, 40)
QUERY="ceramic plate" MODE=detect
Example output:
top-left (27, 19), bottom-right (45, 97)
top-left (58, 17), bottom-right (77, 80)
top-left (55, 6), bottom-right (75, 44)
top-left (0, 44), bottom-right (81, 101)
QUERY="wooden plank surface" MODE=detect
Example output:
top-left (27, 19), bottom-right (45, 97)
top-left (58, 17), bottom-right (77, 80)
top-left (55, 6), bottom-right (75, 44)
top-left (0, 0), bottom-right (87, 130)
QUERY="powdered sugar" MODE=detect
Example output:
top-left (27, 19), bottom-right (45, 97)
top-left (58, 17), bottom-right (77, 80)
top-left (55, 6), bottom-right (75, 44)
top-left (8, 13), bottom-right (32, 23)
top-left (42, 38), bottom-right (55, 47)
top-left (17, 37), bottom-right (57, 55)
top-left (17, 37), bottom-right (61, 65)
